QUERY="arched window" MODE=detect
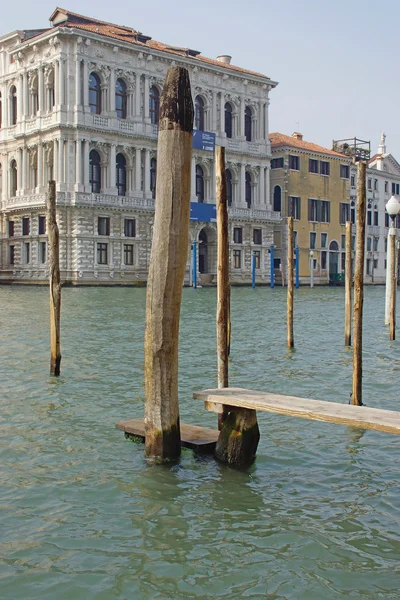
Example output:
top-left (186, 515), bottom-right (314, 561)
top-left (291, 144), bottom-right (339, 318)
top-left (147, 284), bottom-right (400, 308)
top-left (226, 169), bottom-right (233, 206)
top-left (225, 103), bottom-right (232, 138)
top-left (273, 185), bottom-right (282, 213)
top-left (10, 86), bottom-right (17, 125)
top-left (116, 153), bottom-right (126, 196)
top-left (89, 150), bottom-right (101, 193)
top-left (115, 79), bottom-right (127, 119)
top-left (245, 106), bottom-right (252, 142)
top-left (195, 96), bottom-right (204, 131)
top-left (10, 160), bottom-right (17, 196)
top-left (196, 165), bottom-right (204, 203)
top-left (150, 157), bottom-right (157, 199)
top-left (245, 171), bottom-right (252, 208)
top-left (89, 73), bottom-right (101, 115)
top-left (150, 86), bottom-right (160, 125)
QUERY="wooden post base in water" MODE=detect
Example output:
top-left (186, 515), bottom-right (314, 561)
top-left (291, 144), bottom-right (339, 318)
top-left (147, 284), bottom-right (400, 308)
top-left (215, 408), bottom-right (260, 467)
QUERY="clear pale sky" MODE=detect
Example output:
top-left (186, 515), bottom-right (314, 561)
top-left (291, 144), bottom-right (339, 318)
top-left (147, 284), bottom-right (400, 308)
top-left (2, 0), bottom-right (399, 159)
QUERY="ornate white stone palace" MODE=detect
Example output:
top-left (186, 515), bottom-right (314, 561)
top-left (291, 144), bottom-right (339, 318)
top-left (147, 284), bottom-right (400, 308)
top-left (0, 8), bottom-right (279, 285)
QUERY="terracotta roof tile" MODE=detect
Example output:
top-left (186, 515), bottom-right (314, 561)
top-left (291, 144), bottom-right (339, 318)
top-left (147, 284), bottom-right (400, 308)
top-left (269, 132), bottom-right (349, 158)
top-left (48, 8), bottom-right (271, 80)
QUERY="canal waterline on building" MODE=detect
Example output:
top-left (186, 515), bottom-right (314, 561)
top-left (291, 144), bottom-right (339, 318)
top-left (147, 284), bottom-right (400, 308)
top-left (1, 285), bottom-right (400, 599)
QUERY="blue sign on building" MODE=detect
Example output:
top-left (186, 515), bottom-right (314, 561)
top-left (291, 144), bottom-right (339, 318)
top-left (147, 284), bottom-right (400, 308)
top-left (192, 130), bottom-right (216, 152)
top-left (190, 202), bottom-right (217, 222)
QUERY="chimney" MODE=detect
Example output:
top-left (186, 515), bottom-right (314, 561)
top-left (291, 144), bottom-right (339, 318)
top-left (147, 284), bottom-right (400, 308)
top-left (217, 55), bottom-right (232, 65)
top-left (292, 132), bottom-right (303, 141)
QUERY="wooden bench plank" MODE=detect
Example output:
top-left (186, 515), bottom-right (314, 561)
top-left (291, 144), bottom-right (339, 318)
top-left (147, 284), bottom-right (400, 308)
top-left (116, 418), bottom-right (219, 452)
top-left (193, 387), bottom-right (400, 436)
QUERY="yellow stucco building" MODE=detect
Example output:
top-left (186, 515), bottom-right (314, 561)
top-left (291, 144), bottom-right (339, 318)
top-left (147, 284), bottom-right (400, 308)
top-left (269, 132), bottom-right (352, 284)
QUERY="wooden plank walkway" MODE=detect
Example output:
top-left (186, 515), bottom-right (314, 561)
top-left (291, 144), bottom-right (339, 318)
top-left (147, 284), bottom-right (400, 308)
top-left (193, 387), bottom-right (400, 436)
top-left (116, 418), bottom-right (219, 452)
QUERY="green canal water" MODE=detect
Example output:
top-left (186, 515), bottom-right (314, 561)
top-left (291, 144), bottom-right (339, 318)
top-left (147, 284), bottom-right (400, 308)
top-left (1, 285), bottom-right (400, 599)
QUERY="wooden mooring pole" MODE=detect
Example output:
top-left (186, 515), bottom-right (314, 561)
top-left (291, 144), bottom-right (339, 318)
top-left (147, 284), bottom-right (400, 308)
top-left (287, 216), bottom-right (294, 348)
top-left (352, 161), bottom-right (366, 406)
top-left (47, 180), bottom-right (61, 376)
top-left (144, 66), bottom-right (193, 461)
top-left (344, 220), bottom-right (352, 346)
top-left (216, 146), bottom-right (229, 390)
top-left (390, 232), bottom-right (396, 341)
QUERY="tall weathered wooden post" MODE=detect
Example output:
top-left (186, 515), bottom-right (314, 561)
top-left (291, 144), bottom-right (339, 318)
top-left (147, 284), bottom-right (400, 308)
top-left (352, 161), bottom-right (366, 406)
top-left (47, 180), bottom-right (61, 376)
top-left (144, 66), bottom-right (193, 461)
top-left (216, 146), bottom-right (229, 390)
top-left (344, 220), bottom-right (352, 346)
top-left (287, 216), bottom-right (294, 348)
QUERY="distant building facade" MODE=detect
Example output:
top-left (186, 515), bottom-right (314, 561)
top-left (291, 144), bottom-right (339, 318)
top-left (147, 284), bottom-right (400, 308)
top-left (269, 132), bottom-right (351, 284)
top-left (0, 8), bottom-right (279, 285)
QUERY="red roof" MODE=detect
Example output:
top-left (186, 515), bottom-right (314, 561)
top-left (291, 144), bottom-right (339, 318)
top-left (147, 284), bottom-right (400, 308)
top-left (269, 132), bottom-right (349, 158)
top-left (46, 7), bottom-right (272, 80)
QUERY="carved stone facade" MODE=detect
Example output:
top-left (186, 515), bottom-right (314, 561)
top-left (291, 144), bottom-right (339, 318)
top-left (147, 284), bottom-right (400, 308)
top-left (0, 8), bottom-right (280, 285)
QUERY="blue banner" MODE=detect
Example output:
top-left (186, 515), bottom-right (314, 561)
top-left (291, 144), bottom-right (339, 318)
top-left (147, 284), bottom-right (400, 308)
top-left (190, 202), bottom-right (216, 222)
top-left (192, 130), bottom-right (216, 152)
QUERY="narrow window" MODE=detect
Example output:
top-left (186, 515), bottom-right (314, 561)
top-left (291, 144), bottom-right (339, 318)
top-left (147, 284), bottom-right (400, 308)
top-left (115, 79), bottom-right (127, 119)
top-left (39, 241), bottom-right (47, 264)
top-left (271, 157), bottom-right (284, 169)
top-left (225, 103), bottom-right (233, 138)
top-left (97, 242), bottom-right (108, 264)
top-left (288, 196), bottom-right (301, 220)
top-left (340, 165), bottom-right (350, 179)
top-left (116, 153), bottom-right (126, 196)
top-left (245, 171), bottom-right (252, 208)
top-left (320, 161), bottom-right (330, 176)
top-left (339, 203), bottom-right (350, 225)
top-left (226, 169), bottom-right (232, 206)
top-left (38, 215), bottom-right (46, 235)
top-left (321, 251), bottom-right (327, 270)
top-left (309, 159), bottom-right (318, 174)
top-left (233, 227), bottom-right (242, 243)
top-left (233, 249), bottom-right (241, 268)
top-left (374, 210), bottom-right (379, 226)
top-left (253, 250), bottom-right (261, 269)
top-left (194, 96), bottom-right (204, 131)
top-left (9, 245), bottom-right (15, 265)
top-left (244, 106), bottom-right (252, 141)
top-left (98, 216), bottom-right (110, 236)
top-left (310, 232), bottom-right (316, 250)
top-left (24, 242), bottom-right (30, 264)
top-left (89, 73), bottom-right (101, 114)
top-left (8, 220), bottom-right (14, 237)
top-left (289, 155), bottom-right (299, 170)
top-left (273, 185), bottom-right (281, 213)
top-left (385, 181), bottom-right (388, 193)
top-left (253, 228), bottom-right (262, 245)
top-left (351, 175), bottom-right (355, 186)
top-left (321, 233), bottom-right (327, 248)
top-left (150, 86), bottom-right (160, 125)
top-left (89, 150), bottom-right (101, 193)
top-left (10, 86), bottom-right (17, 125)
top-left (150, 158), bottom-right (157, 199)
top-left (10, 160), bottom-right (17, 196)
top-left (196, 165), bottom-right (204, 202)
top-left (367, 178), bottom-right (372, 190)
top-left (124, 244), bottom-right (134, 265)
top-left (22, 217), bottom-right (30, 236)
top-left (124, 218), bottom-right (136, 238)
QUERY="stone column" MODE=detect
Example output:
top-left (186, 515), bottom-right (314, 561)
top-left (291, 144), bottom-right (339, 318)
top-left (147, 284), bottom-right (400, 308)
top-left (59, 59), bottom-right (65, 107)
top-left (264, 100), bottom-right (269, 140)
top-left (75, 139), bottom-right (82, 189)
top-left (259, 166), bottom-right (265, 206)
top-left (37, 143), bottom-right (43, 190)
top-left (38, 66), bottom-right (44, 113)
top-left (144, 75), bottom-right (150, 121)
top-left (17, 148), bottom-right (23, 193)
top-left (266, 166), bottom-right (271, 209)
top-left (109, 68), bottom-right (115, 113)
top-left (191, 155), bottom-right (196, 201)
top-left (58, 138), bottom-right (64, 185)
top-left (75, 58), bottom-right (81, 107)
top-left (54, 60), bottom-right (59, 107)
top-left (109, 143), bottom-right (116, 192)
top-left (83, 140), bottom-right (90, 190)
top-left (240, 163), bottom-right (246, 208)
top-left (22, 147), bottom-right (27, 193)
top-left (258, 100), bottom-right (264, 141)
top-left (212, 90), bottom-right (217, 131)
top-left (135, 147), bottom-right (142, 194)
top-left (134, 73), bottom-right (141, 118)
top-left (23, 72), bottom-right (29, 119)
top-left (17, 74), bottom-right (23, 124)
top-left (144, 148), bottom-right (151, 197)
top-left (83, 60), bottom-right (89, 109)
top-left (240, 97), bottom-right (245, 138)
